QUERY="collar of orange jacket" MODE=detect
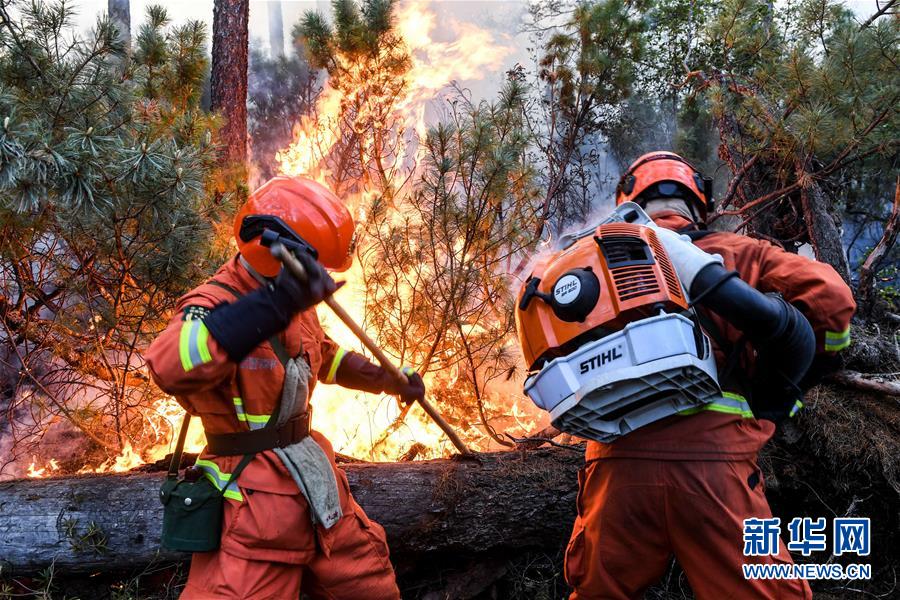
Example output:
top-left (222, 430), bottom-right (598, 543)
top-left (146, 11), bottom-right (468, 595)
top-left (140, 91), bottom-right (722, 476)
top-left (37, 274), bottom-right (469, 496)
top-left (224, 254), bottom-right (267, 293)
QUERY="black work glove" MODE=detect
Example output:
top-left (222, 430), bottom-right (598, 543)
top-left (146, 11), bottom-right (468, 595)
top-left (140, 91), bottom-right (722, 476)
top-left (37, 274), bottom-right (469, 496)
top-left (383, 367), bottom-right (426, 405)
top-left (270, 250), bottom-right (338, 317)
top-left (750, 361), bottom-right (805, 423)
top-left (204, 251), bottom-right (338, 363)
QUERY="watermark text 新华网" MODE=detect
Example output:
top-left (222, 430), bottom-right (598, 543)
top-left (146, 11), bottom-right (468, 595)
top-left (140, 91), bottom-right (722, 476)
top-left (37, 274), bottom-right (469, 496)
top-left (742, 517), bottom-right (872, 580)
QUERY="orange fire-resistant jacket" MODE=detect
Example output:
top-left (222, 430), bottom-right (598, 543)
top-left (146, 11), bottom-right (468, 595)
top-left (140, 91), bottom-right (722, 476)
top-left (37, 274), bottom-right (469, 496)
top-left (145, 255), bottom-right (384, 563)
top-left (586, 212), bottom-right (856, 463)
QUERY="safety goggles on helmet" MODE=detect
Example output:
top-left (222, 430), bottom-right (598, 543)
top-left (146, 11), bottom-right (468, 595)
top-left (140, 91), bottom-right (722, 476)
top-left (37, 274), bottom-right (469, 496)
top-left (239, 215), bottom-right (319, 261)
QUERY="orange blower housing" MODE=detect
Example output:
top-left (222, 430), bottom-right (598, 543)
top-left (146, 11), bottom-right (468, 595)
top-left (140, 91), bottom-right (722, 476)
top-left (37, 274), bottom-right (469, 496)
top-left (516, 222), bottom-right (688, 372)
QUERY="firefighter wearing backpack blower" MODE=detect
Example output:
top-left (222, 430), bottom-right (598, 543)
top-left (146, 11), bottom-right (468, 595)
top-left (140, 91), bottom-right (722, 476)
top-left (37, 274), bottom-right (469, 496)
top-left (146, 176), bottom-right (423, 599)
top-left (556, 152), bottom-right (855, 599)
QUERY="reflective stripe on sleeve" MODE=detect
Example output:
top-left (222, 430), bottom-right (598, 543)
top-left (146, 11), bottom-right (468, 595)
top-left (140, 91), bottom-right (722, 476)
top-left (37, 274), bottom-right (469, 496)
top-left (789, 399), bottom-right (804, 418)
top-left (194, 459), bottom-right (243, 501)
top-left (179, 320), bottom-right (213, 372)
top-left (824, 326), bottom-right (851, 352)
top-left (678, 392), bottom-right (754, 418)
top-left (324, 348), bottom-right (347, 384)
top-left (233, 397), bottom-right (270, 431)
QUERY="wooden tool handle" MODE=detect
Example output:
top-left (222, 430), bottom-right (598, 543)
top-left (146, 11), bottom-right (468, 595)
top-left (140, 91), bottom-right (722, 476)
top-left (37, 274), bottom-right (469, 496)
top-left (270, 243), bottom-right (471, 455)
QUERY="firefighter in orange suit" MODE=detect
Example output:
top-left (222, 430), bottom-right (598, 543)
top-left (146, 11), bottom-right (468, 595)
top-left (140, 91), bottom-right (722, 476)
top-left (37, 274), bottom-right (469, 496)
top-left (563, 152), bottom-right (855, 599)
top-left (146, 176), bottom-right (423, 599)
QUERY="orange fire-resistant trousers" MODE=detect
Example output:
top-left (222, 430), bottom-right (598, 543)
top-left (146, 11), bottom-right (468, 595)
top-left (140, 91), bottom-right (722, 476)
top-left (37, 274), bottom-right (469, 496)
top-left (565, 458), bottom-right (812, 600)
top-left (180, 488), bottom-right (399, 600)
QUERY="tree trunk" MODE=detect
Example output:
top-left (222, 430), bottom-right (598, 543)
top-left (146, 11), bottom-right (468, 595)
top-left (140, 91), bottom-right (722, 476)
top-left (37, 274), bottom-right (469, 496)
top-left (211, 0), bottom-right (250, 164)
top-left (267, 1), bottom-right (285, 58)
top-left (0, 448), bottom-right (580, 574)
top-left (108, 0), bottom-right (130, 48)
top-left (799, 170), bottom-right (852, 283)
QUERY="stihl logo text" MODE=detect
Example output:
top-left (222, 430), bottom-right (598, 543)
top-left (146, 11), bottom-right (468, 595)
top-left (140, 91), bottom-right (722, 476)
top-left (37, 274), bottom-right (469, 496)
top-left (579, 346), bottom-right (624, 374)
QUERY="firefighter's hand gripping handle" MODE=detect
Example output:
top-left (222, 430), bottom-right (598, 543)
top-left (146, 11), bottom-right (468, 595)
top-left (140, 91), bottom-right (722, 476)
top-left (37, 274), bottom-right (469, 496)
top-left (268, 241), bottom-right (472, 456)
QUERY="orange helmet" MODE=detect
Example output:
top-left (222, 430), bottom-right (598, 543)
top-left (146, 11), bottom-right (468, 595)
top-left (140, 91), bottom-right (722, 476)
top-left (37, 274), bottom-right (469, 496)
top-left (235, 176), bottom-right (355, 277)
top-left (615, 151), bottom-right (714, 221)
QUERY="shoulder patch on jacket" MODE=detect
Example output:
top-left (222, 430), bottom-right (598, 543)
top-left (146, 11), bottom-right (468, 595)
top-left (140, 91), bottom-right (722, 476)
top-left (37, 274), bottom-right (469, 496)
top-left (182, 305), bottom-right (211, 321)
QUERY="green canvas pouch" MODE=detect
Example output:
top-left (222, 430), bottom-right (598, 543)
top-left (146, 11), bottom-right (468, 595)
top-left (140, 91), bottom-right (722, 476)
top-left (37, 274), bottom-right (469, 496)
top-left (159, 473), bottom-right (224, 552)
top-left (158, 414), bottom-right (253, 553)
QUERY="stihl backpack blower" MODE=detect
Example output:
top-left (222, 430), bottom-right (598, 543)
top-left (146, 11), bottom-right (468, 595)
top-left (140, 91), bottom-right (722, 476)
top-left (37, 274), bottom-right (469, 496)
top-left (515, 203), bottom-right (721, 442)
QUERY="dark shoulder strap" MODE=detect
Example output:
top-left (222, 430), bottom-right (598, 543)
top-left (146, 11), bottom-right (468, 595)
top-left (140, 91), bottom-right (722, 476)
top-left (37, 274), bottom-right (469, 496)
top-left (167, 413), bottom-right (191, 480)
top-left (206, 279), bottom-right (243, 300)
top-left (207, 279), bottom-right (291, 494)
top-left (695, 307), bottom-right (752, 398)
top-left (682, 229), bottom-right (715, 241)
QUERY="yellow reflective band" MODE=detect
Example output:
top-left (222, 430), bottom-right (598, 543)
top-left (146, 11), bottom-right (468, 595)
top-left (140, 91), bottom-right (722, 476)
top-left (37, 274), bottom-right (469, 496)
top-left (233, 397), bottom-right (243, 406)
top-left (790, 399), bottom-right (804, 418)
top-left (196, 322), bottom-right (212, 363)
top-left (178, 322), bottom-right (193, 372)
top-left (325, 348), bottom-right (347, 384)
top-left (825, 326), bottom-right (851, 340)
top-left (237, 413), bottom-right (270, 424)
top-left (825, 326), bottom-right (851, 351)
top-left (195, 459), bottom-right (243, 502)
top-left (178, 320), bottom-right (214, 372)
top-left (679, 392), bottom-right (754, 418)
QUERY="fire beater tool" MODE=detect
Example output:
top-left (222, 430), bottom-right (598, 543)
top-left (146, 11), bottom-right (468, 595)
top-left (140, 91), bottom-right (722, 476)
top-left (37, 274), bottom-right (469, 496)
top-left (261, 230), bottom-right (472, 456)
top-left (515, 202), bottom-right (721, 442)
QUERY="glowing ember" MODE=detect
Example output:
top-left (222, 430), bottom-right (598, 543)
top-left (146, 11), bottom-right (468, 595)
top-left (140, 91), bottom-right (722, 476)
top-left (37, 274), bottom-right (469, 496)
top-left (27, 458), bottom-right (60, 478)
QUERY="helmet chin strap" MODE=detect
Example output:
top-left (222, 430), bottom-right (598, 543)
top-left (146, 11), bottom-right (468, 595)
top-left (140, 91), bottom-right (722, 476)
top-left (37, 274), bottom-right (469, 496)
top-left (238, 254), bottom-right (270, 285)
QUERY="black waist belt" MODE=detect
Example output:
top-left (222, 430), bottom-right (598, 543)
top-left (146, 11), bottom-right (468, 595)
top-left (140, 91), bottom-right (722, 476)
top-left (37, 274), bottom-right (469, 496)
top-left (205, 413), bottom-right (311, 456)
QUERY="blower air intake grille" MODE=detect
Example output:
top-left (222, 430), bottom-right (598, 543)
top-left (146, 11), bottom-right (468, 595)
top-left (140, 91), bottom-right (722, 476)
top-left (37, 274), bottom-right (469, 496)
top-left (612, 265), bottom-right (660, 300)
top-left (597, 234), bottom-right (661, 301)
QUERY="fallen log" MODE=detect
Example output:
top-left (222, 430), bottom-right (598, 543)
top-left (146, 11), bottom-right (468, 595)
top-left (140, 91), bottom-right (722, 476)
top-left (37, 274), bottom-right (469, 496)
top-left (828, 369), bottom-right (900, 397)
top-left (0, 447), bottom-right (581, 574)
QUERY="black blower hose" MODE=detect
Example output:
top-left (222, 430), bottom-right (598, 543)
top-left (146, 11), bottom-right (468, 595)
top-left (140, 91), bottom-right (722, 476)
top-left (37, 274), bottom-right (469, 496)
top-left (690, 263), bottom-right (816, 420)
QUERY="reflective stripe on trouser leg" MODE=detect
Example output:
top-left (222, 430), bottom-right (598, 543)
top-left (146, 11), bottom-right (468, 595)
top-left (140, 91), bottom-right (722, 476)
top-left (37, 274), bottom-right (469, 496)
top-left (825, 327), bottom-right (851, 352)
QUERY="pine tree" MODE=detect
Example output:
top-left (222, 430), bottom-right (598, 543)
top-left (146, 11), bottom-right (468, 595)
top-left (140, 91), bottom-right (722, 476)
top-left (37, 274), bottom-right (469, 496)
top-left (362, 82), bottom-right (543, 451)
top-left (0, 1), bottom-right (227, 468)
top-left (294, 0), bottom-right (411, 197)
top-left (688, 0), bottom-right (898, 281)
top-left (527, 0), bottom-right (647, 237)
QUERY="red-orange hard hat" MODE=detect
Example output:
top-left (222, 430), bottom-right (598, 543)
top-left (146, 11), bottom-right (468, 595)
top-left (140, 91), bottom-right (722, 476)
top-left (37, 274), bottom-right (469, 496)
top-left (235, 176), bottom-right (355, 277)
top-left (615, 151), bottom-right (714, 221)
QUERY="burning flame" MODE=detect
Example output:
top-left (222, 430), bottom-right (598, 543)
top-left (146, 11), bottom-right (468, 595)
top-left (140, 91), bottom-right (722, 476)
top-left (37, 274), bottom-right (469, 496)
top-left (277, 0), bottom-right (513, 181)
top-left (22, 0), bottom-right (539, 477)
top-left (277, 0), bottom-right (540, 461)
top-left (27, 457), bottom-right (59, 478)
